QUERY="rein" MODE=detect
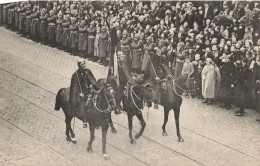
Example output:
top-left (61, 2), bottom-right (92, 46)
top-left (130, 85), bottom-right (143, 111)
top-left (92, 90), bottom-right (112, 113)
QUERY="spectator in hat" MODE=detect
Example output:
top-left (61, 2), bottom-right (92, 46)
top-left (201, 58), bottom-right (221, 104)
top-left (131, 33), bottom-right (143, 73)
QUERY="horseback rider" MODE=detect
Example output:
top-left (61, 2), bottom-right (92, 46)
top-left (69, 59), bottom-right (98, 128)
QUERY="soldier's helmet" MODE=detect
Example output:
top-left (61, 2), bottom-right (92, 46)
top-left (41, 8), bottom-right (47, 15)
top-left (77, 59), bottom-right (86, 68)
top-left (80, 20), bottom-right (86, 26)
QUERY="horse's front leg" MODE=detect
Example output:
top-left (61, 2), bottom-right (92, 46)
top-left (87, 124), bottom-right (95, 152)
top-left (102, 124), bottom-right (110, 160)
top-left (174, 108), bottom-right (184, 142)
top-left (109, 112), bottom-right (117, 133)
top-left (162, 107), bottom-right (170, 136)
top-left (128, 113), bottom-right (135, 144)
top-left (135, 112), bottom-right (146, 139)
top-left (65, 114), bottom-right (72, 142)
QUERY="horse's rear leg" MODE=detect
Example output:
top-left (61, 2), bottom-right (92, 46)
top-left (65, 114), bottom-right (72, 142)
top-left (162, 107), bottom-right (170, 136)
top-left (68, 117), bottom-right (77, 144)
top-left (174, 108), bottom-right (184, 142)
top-left (102, 124), bottom-right (110, 160)
top-left (128, 114), bottom-right (135, 144)
top-left (87, 125), bottom-right (95, 152)
top-left (109, 113), bottom-right (117, 133)
top-left (135, 113), bottom-right (146, 139)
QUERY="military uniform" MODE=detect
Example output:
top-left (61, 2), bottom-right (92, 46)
top-left (131, 34), bottom-right (143, 73)
top-left (61, 16), bottom-right (70, 51)
top-left (39, 9), bottom-right (48, 44)
top-left (14, 5), bottom-right (19, 30)
top-left (55, 13), bottom-right (63, 48)
top-left (119, 30), bottom-right (132, 68)
top-left (142, 36), bottom-right (156, 72)
top-left (78, 20), bottom-right (88, 58)
top-left (18, 5), bottom-right (26, 35)
top-left (30, 8), bottom-right (39, 41)
top-left (87, 22), bottom-right (96, 59)
top-left (25, 5), bottom-right (32, 37)
top-left (69, 16), bottom-right (78, 55)
top-left (47, 10), bottom-right (56, 47)
top-left (98, 26), bottom-right (109, 65)
top-left (233, 61), bottom-right (249, 116)
top-left (7, 4), bottom-right (15, 29)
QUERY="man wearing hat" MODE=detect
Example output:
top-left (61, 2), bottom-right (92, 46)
top-left (18, 3), bottom-right (27, 36)
top-left (119, 29), bottom-right (132, 68)
top-left (55, 11), bottom-right (63, 49)
top-left (47, 10), bottom-right (57, 47)
top-left (39, 8), bottom-right (49, 44)
top-left (98, 26), bottom-right (109, 66)
top-left (142, 36), bottom-right (156, 73)
top-left (131, 33), bottom-right (143, 73)
top-left (61, 14), bottom-right (70, 52)
top-left (24, 4), bottom-right (32, 37)
top-left (69, 14), bottom-right (78, 56)
top-left (69, 60), bottom-right (98, 128)
top-left (78, 20), bottom-right (88, 58)
top-left (30, 5), bottom-right (40, 42)
top-left (87, 21), bottom-right (96, 61)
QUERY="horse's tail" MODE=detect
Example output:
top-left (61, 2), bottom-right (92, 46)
top-left (55, 88), bottom-right (66, 111)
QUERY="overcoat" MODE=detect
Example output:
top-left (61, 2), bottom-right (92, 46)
top-left (69, 24), bottom-right (78, 48)
top-left (62, 21), bottom-right (70, 47)
top-left (47, 15), bottom-right (56, 41)
top-left (98, 32), bottom-right (108, 58)
top-left (87, 27), bottom-right (96, 55)
top-left (201, 64), bottom-right (221, 99)
top-left (131, 40), bottom-right (143, 69)
top-left (78, 27), bottom-right (88, 51)
top-left (55, 19), bottom-right (63, 44)
top-left (142, 42), bottom-right (155, 71)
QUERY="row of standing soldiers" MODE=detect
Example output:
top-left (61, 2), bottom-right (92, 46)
top-left (0, 3), bottom-right (169, 71)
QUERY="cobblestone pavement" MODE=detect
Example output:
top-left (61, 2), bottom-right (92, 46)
top-left (0, 27), bottom-right (259, 166)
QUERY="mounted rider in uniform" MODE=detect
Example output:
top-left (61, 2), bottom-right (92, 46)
top-left (69, 59), bottom-right (98, 128)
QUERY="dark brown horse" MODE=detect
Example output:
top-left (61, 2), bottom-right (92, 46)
top-left (121, 83), bottom-right (154, 144)
top-left (151, 74), bottom-right (189, 142)
top-left (54, 79), bottom-right (118, 160)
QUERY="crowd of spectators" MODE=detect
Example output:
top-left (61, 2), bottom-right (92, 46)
top-left (0, 1), bottom-right (259, 118)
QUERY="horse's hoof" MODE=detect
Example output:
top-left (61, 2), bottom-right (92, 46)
top-left (103, 154), bottom-right (110, 160)
top-left (87, 146), bottom-right (93, 152)
top-left (130, 139), bottom-right (136, 144)
top-left (66, 137), bottom-right (72, 142)
top-left (162, 131), bottom-right (168, 136)
top-left (135, 134), bottom-right (140, 139)
top-left (111, 128), bottom-right (117, 133)
top-left (178, 137), bottom-right (184, 142)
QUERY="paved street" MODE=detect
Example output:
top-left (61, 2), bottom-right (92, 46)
top-left (0, 27), bottom-right (259, 166)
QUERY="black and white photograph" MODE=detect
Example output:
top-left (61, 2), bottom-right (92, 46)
top-left (0, 0), bottom-right (259, 165)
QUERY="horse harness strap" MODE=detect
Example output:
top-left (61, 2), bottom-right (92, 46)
top-left (130, 86), bottom-right (143, 112)
top-left (92, 93), bottom-right (111, 113)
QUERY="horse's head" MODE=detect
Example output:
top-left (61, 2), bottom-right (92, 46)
top-left (102, 84), bottom-right (117, 111)
top-left (141, 83), bottom-right (154, 108)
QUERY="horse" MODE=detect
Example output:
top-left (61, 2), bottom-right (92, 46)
top-left (121, 82), bottom-right (154, 144)
top-left (151, 74), bottom-right (189, 142)
top-left (54, 79), bottom-right (118, 160)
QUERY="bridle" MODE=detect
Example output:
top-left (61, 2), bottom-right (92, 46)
top-left (129, 83), bottom-right (153, 111)
top-left (92, 87), bottom-right (116, 113)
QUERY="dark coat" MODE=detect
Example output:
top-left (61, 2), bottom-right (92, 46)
top-left (69, 69), bottom-right (97, 107)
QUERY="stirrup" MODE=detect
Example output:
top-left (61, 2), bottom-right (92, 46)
top-left (83, 123), bottom-right (87, 128)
